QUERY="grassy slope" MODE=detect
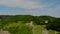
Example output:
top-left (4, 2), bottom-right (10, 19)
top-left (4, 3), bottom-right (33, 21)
top-left (4, 22), bottom-right (32, 34)
top-left (48, 30), bottom-right (55, 34)
top-left (4, 22), bottom-right (58, 34)
top-left (33, 25), bottom-right (55, 34)
top-left (33, 25), bottom-right (45, 34)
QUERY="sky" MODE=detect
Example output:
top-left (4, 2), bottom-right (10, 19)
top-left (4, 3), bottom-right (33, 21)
top-left (0, 0), bottom-right (60, 17)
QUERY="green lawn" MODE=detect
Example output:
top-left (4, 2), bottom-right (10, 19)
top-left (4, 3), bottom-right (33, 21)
top-left (3, 22), bottom-right (33, 34)
top-left (33, 25), bottom-right (45, 34)
top-left (3, 22), bottom-right (59, 34)
top-left (48, 30), bottom-right (55, 34)
top-left (33, 25), bottom-right (57, 34)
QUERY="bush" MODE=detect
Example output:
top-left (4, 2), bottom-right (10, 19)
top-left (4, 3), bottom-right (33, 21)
top-left (4, 23), bottom-right (33, 34)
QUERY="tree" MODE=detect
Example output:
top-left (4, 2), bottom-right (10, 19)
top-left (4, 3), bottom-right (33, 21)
top-left (46, 18), bottom-right (60, 32)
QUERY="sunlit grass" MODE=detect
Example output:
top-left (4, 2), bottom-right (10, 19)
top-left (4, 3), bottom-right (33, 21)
top-left (48, 30), bottom-right (55, 34)
top-left (33, 25), bottom-right (56, 34)
top-left (3, 22), bottom-right (32, 34)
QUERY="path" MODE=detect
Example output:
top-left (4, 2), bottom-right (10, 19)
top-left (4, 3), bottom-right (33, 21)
top-left (0, 29), bottom-right (11, 34)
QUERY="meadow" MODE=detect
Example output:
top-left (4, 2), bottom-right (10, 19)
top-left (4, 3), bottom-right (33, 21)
top-left (1, 22), bottom-right (59, 34)
top-left (0, 15), bottom-right (60, 34)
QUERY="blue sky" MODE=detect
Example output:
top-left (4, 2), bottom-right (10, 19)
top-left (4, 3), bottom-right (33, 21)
top-left (0, 0), bottom-right (60, 17)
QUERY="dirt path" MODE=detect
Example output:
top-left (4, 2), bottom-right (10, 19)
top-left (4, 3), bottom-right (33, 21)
top-left (42, 29), bottom-right (48, 34)
top-left (0, 29), bottom-right (11, 34)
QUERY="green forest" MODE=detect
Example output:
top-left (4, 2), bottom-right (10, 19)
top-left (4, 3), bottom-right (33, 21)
top-left (0, 15), bottom-right (60, 34)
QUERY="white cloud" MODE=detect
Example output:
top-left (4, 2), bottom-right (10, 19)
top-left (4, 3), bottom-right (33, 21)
top-left (0, 0), bottom-right (43, 9)
top-left (0, 0), bottom-right (60, 17)
top-left (0, 0), bottom-right (56, 10)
